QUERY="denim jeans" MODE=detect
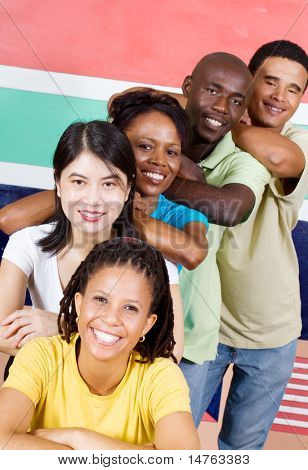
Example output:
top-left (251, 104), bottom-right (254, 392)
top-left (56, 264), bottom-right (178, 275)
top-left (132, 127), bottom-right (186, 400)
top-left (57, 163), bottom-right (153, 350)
top-left (179, 358), bottom-right (210, 427)
top-left (201, 340), bottom-right (297, 450)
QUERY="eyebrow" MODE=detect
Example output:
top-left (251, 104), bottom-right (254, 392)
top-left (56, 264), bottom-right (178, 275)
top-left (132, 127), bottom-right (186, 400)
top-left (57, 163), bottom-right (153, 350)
top-left (137, 137), bottom-right (181, 147)
top-left (209, 82), bottom-right (245, 98)
top-left (265, 75), bottom-right (302, 92)
top-left (68, 172), bottom-right (121, 181)
top-left (93, 290), bottom-right (143, 307)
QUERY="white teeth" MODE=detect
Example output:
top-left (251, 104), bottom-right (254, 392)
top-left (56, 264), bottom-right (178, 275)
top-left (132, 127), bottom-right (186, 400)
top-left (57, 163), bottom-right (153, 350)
top-left (92, 328), bottom-right (120, 344)
top-left (80, 211), bottom-right (103, 219)
top-left (267, 105), bottom-right (283, 113)
top-left (144, 171), bottom-right (164, 181)
top-left (206, 117), bottom-right (223, 127)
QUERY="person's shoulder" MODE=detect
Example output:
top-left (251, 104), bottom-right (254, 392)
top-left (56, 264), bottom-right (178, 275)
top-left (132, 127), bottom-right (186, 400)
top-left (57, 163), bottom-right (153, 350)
top-left (10, 223), bottom-right (55, 243)
top-left (282, 122), bottom-right (308, 140)
top-left (21, 333), bottom-right (72, 360)
top-left (132, 353), bottom-right (181, 378)
top-left (282, 122), bottom-right (308, 160)
top-left (161, 195), bottom-right (184, 213)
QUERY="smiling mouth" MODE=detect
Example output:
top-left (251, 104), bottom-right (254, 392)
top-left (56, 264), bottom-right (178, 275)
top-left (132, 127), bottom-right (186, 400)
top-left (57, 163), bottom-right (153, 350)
top-left (264, 103), bottom-right (284, 114)
top-left (91, 327), bottom-right (121, 345)
top-left (141, 171), bottom-right (166, 183)
top-left (79, 210), bottom-right (105, 222)
top-left (204, 117), bottom-right (224, 128)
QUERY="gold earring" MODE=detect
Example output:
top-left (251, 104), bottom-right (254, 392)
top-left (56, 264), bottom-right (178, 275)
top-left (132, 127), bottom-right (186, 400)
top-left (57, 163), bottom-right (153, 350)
top-left (139, 335), bottom-right (145, 343)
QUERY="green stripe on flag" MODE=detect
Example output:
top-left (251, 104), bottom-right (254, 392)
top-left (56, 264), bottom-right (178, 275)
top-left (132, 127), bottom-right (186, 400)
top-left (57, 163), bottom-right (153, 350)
top-left (0, 88), bottom-right (108, 168)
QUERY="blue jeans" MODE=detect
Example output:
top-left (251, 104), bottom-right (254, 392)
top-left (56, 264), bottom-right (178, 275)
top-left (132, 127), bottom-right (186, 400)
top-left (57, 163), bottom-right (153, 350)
top-left (179, 358), bottom-right (210, 427)
top-left (201, 340), bottom-right (297, 450)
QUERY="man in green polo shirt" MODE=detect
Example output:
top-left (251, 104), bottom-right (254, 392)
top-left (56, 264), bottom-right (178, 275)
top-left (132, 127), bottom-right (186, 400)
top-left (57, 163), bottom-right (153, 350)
top-left (199, 40), bottom-right (308, 449)
top-left (163, 53), bottom-right (271, 425)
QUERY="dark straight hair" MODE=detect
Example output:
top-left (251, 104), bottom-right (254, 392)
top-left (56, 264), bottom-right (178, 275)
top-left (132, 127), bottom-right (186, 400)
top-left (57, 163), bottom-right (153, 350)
top-left (38, 121), bottom-right (137, 255)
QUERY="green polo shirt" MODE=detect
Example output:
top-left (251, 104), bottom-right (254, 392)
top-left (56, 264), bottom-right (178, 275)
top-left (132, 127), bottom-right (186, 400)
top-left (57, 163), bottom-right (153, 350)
top-left (180, 132), bottom-right (270, 364)
top-left (218, 123), bottom-right (308, 350)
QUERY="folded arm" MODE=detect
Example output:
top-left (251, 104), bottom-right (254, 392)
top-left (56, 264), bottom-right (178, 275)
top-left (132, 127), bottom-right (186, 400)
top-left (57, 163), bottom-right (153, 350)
top-left (232, 123), bottom-right (305, 178)
top-left (31, 411), bottom-right (199, 450)
top-left (165, 178), bottom-right (255, 227)
top-left (0, 190), bottom-right (55, 235)
top-left (0, 388), bottom-right (71, 450)
top-left (133, 210), bottom-right (208, 270)
top-left (0, 260), bottom-right (58, 354)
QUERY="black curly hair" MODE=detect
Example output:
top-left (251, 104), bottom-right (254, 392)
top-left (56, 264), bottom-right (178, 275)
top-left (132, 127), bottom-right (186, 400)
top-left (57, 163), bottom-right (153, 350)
top-left (58, 237), bottom-right (176, 363)
top-left (109, 88), bottom-right (190, 149)
top-left (249, 40), bottom-right (307, 89)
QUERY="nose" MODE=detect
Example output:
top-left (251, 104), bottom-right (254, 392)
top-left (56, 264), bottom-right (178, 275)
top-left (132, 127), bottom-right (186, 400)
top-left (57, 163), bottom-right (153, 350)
top-left (83, 184), bottom-right (103, 206)
top-left (148, 147), bottom-right (167, 166)
top-left (212, 95), bottom-right (229, 115)
top-left (100, 305), bottom-right (121, 326)
top-left (271, 85), bottom-right (287, 102)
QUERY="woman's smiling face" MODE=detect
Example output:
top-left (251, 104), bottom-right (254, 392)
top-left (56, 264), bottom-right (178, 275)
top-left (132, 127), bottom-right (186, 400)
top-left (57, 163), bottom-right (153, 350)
top-left (75, 264), bottom-right (157, 364)
top-left (124, 111), bottom-right (181, 197)
top-left (56, 151), bottom-right (130, 238)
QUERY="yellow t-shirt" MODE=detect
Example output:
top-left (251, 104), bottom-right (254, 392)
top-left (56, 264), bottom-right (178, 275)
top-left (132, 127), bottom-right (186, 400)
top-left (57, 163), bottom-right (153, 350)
top-left (2, 335), bottom-right (191, 445)
top-left (218, 123), bottom-right (308, 348)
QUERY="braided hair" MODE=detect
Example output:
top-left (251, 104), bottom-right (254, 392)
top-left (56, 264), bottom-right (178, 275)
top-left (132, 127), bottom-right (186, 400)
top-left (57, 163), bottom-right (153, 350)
top-left (58, 237), bottom-right (176, 363)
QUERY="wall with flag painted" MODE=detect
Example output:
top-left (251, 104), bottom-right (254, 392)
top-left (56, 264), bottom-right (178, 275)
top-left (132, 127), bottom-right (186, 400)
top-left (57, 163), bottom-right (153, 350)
top-left (0, 0), bottom-right (307, 218)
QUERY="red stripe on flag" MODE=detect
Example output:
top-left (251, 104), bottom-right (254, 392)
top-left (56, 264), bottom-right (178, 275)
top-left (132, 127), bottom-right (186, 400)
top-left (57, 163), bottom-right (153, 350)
top-left (271, 424), bottom-right (308, 435)
top-left (295, 357), bottom-right (308, 364)
top-left (289, 378), bottom-right (308, 385)
top-left (276, 411), bottom-right (308, 422)
top-left (285, 388), bottom-right (308, 397)
top-left (281, 400), bottom-right (308, 409)
top-left (292, 368), bottom-right (308, 376)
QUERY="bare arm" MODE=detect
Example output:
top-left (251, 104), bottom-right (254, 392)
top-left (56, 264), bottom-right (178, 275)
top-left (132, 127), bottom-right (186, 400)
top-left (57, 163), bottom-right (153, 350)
top-left (32, 411), bottom-right (199, 450)
top-left (169, 284), bottom-right (184, 363)
top-left (0, 260), bottom-right (58, 353)
top-left (165, 178), bottom-right (255, 227)
top-left (0, 260), bottom-right (28, 355)
top-left (232, 123), bottom-right (305, 178)
top-left (32, 427), bottom-right (154, 450)
top-left (0, 388), bottom-right (71, 449)
top-left (134, 210), bottom-right (208, 270)
top-left (0, 190), bottom-right (55, 235)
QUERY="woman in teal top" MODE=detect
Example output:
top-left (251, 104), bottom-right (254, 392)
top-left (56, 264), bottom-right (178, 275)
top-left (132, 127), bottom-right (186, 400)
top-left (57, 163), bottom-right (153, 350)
top-left (109, 89), bottom-right (209, 269)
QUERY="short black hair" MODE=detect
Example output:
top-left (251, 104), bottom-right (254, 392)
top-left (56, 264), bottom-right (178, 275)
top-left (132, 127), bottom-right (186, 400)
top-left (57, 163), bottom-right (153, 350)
top-left (249, 40), bottom-right (308, 88)
top-left (58, 237), bottom-right (176, 363)
top-left (109, 89), bottom-right (190, 149)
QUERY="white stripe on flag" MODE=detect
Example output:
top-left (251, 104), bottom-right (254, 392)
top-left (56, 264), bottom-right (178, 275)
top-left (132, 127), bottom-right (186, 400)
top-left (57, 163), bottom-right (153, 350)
top-left (0, 65), bottom-right (181, 101)
top-left (294, 362), bottom-right (308, 370)
top-left (273, 417), bottom-right (308, 429)
top-left (288, 383), bottom-right (308, 391)
top-left (280, 405), bottom-right (308, 416)
top-left (283, 394), bottom-right (308, 403)
top-left (291, 373), bottom-right (308, 380)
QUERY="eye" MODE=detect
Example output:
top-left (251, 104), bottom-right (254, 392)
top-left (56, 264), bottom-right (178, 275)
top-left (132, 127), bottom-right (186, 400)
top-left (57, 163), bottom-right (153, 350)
top-left (124, 304), bottom-right (138, 312)
top-left (288, 88), bottom-right (298, 95)
top-left (206, 87), bottom-right (218, 95)
top-left (102, 181), bottom-right (115, 188)
top-left (73, 179), bottom-right (85, 186)
top-left (167, 149), bottom-right (179, 157)
top-left (138, 143), bottom-right (153, 151)
top-left (94, 296), bottom-right (107, 303)
top-left (231, 98), bottom-right (242, 106)
top-left (265, 80), bottom-right (275, 86)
